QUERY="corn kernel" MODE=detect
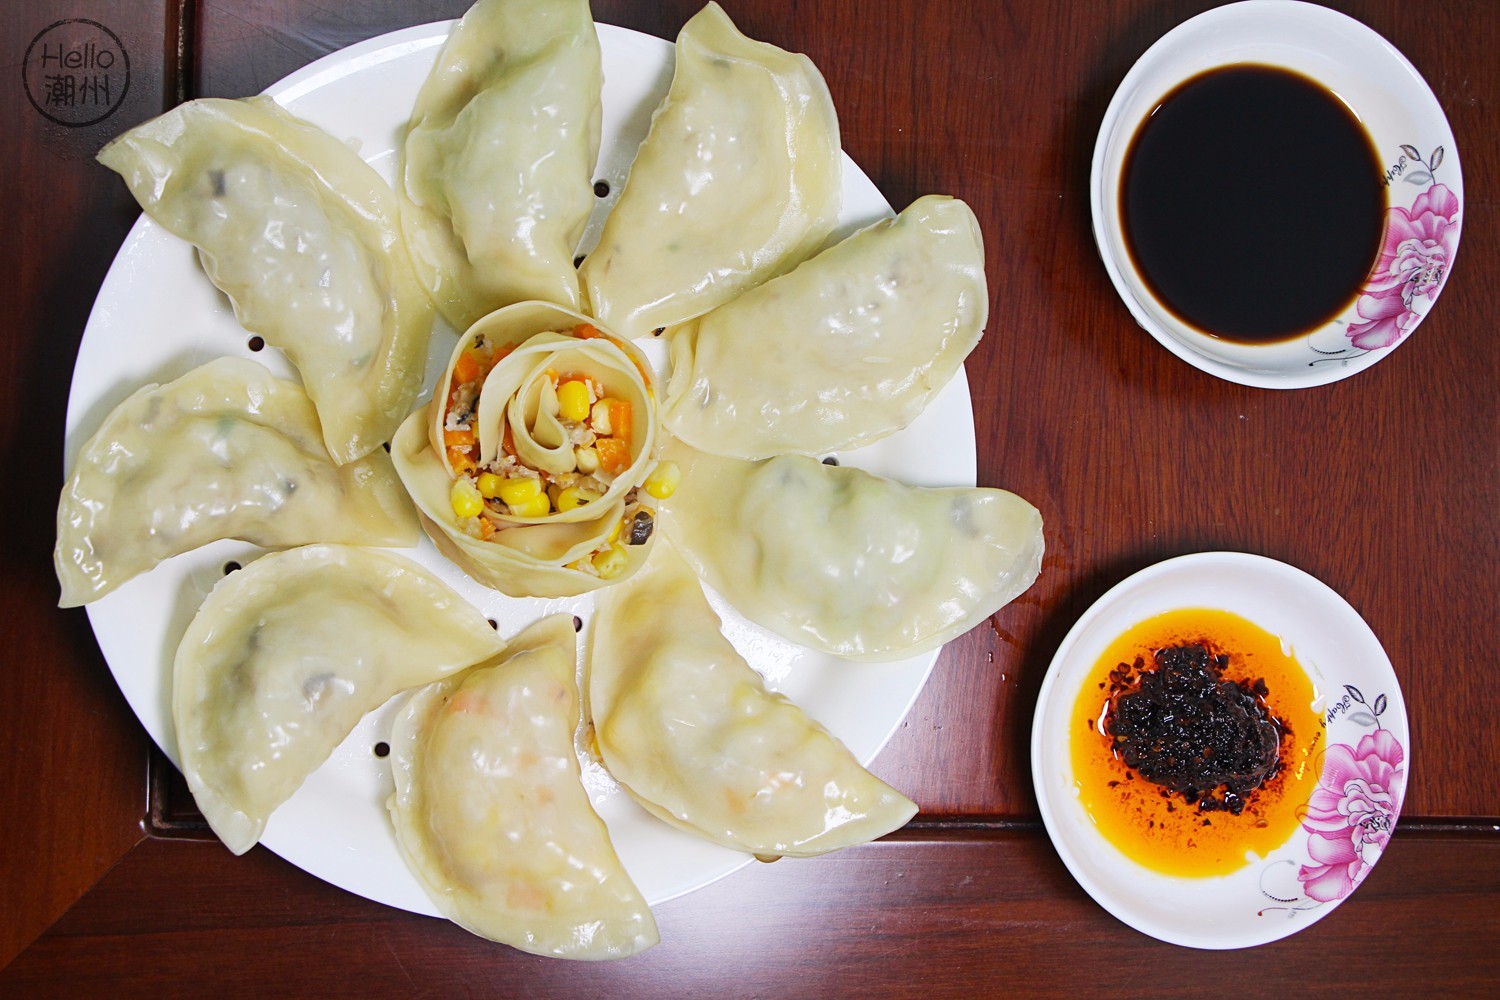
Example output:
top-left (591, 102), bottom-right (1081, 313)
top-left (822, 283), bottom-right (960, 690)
top-left (508, 493), bottom-right (551, 518)
top-left (644, 461), bottom-right (681, 499)
top-left (592, 542), bottom-right (629, 579)
top-left (557, 380), bottom-right (591, 422)
top-left (607, 515), bottom-right (624, 544)
top-left (475, 472), bottom-right (502, 499)
top-left (557, 484), bottom-right (603, 512)
top-left (450, 477), bottom-right (484, 519)
top-left (574, 445), bottom-right (600, 474)
top-left (498, 476), bottom-right (543, 506)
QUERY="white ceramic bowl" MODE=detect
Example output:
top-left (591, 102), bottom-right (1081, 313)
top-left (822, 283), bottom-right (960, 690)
top-left (1032, 552), bottom-right (1409, 949)
top-left (1091, 0), bottom-right (1462, 388)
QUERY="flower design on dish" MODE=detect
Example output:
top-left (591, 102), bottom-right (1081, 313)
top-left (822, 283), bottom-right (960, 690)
top-left (1297, 727), bottom-right (1405, 902)
top-left (1346, 178), bottom-right (1459, 350)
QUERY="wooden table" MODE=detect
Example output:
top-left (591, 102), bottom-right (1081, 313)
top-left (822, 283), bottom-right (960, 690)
top-left (4, 0), bottom-right (1497, 993)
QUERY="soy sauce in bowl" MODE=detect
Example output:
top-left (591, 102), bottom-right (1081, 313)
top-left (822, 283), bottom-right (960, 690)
top-left (1120, 65), bottom-right (1386, 344)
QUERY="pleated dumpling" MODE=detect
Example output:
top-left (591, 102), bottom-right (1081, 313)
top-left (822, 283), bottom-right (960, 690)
top-left (55, 358), bottom-right (418, 607)
top-left (388, 615), bottom-right (658, 960)
top-left (172, 545), bottom-right (505, 855)
top-left (98, 96), bottom-right (433, 464)
top-left (663, 195), bottom-right (988, 459)
top-left (592, 541), bottom-right (918, 857)
top-left (579, 1), bottom-right (842, 339)
top-left (661, 442), bottom-right (1045, 661)
top-left (390, 301), bottom-right (659, 598)
top-left (401, 0), bottom-right (602, 328)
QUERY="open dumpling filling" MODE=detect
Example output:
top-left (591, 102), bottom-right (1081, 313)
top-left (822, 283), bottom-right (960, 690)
top-left (392, 301), bottom-right (666, 596)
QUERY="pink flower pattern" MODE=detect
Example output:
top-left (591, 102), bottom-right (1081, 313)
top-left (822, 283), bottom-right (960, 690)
top-left (1345, 183), bottom-right (1459, 350)
top-left (1297, 729), bottom-right (1405, 902)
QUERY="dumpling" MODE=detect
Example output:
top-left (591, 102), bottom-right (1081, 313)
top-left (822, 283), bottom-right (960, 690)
top-left (592, 540), bottom-right (918, 857)
top-left (172, 544), bottom-right (505, 855)
top-left (390, 301), bottom-right (659, 597)
top-left (97, 96), bottom-right (434, 464)
top-left (579, 1), bottom-right (842, 339)
top-left (400, 0), bottom-right (602, 328)
top-left (663, 195), bottom-right (988, 458)
top-left (388, 615), bottom-right (658, 959)
top-left (661, 441), bottom-right (1045, 661)
top-left (55, 357), bottom-right (418, 607)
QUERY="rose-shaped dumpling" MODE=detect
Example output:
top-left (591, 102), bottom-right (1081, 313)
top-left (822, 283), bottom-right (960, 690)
top-left (391, 301), bottom-right (660, 597)
top-left (400, 0), bottom-right (602, 329)
top-left (579, 1), bottom-right (842, 339)
top-left (662, 195), bottom-right (987, 459)
top-left (98, 96), bottom-right (434, 465)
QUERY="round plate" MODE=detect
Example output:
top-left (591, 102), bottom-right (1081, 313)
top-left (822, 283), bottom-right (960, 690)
top-left (67, 21), bottom-right (976, 915)
top-left (1091, 0), bottom-right (1462, 388)
top-left (1031, 552), bottom-right (1409, 949)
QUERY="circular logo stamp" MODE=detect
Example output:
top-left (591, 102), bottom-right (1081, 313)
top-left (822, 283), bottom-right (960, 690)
top-left (23, 19), bottom-right (131, 128)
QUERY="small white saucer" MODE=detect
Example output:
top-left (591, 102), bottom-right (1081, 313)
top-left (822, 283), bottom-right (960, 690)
top-left (1091, 1), bottom-right (1462, 388)
top-left (1031, 552), bottom-right (1409, 949)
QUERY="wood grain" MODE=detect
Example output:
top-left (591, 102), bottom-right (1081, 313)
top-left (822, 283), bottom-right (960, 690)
top-left (5, 832), bottom-right (1498, 996)
top-left (3, 0), bottom-right (1496, 988)
top-left (0, 0), bottom-right (182, 967)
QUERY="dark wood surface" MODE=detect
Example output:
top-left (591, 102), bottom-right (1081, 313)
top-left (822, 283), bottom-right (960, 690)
top-left (3, 0), bottom-right (1496, 993)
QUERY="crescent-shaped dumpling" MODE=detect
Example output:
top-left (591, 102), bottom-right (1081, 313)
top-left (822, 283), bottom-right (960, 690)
top-left (172, 545), bottom-right (505, 855)
top-left (660, 441), bottom-right (1045, 661)
top-left (579, 1), bottom-right (842, 339)
top-left (592, 541), bottom-right (918, 857)
top-left (55, 357), bottom-right (417, 607)
top-left (663, 195), bottom-right (988, 459)
top-left (400, 0), bottom-right (602, 328)
top-left (388, 615), bottom-right (658, 959)
top-left (98, 96), bottom-right (434, 464)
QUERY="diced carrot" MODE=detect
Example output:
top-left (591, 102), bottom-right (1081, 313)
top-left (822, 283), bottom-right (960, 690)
top-left (596, 436), bottom-right (630, 476)
top-left (606, 399), bottom-right (632, 448)
top-left (444, 427), bottom-right (475, 448)
top-left (478, 517), bottom-right (497, 541)
top-left (501, 423), bottom-right (517, 457)
top-left (453, 350), bottom-right (482, 386)
top-left (573, 322), bottom-right (602, 339)
top-left (447, 447), bottom-right (476, 475)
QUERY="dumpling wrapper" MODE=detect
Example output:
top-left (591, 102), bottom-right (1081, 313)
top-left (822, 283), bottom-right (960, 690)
top-left (388, 615), bottom-right (658, 960)
top-left (401, 0), bottom-right (602, 328)
top-left (55, 357), bottom-right (418, 607)
top-left (580, 1), bottom-right (841, 339)
top-left (661, 441), bottom-right (1045, 661)
top-left (592, 540), bottom-right (918, 857)
top-left (173, 544), bottom-right (505, 855)
top-left (663, 195), bottom-right (988, 459)
top-left (98, 96), bottom-right (434, 464)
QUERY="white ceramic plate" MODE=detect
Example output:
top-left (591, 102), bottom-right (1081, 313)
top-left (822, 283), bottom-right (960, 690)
top-left (1092, 0), bottom-right (1462, 388)
top-left (66, 21), bottom-right (976, 916)
top-left (1032, 552), bottom-right (1409, 949)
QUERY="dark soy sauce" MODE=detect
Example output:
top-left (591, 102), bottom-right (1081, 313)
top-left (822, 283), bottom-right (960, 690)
top-left (1121, 65), bottom-right (1386, 343)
